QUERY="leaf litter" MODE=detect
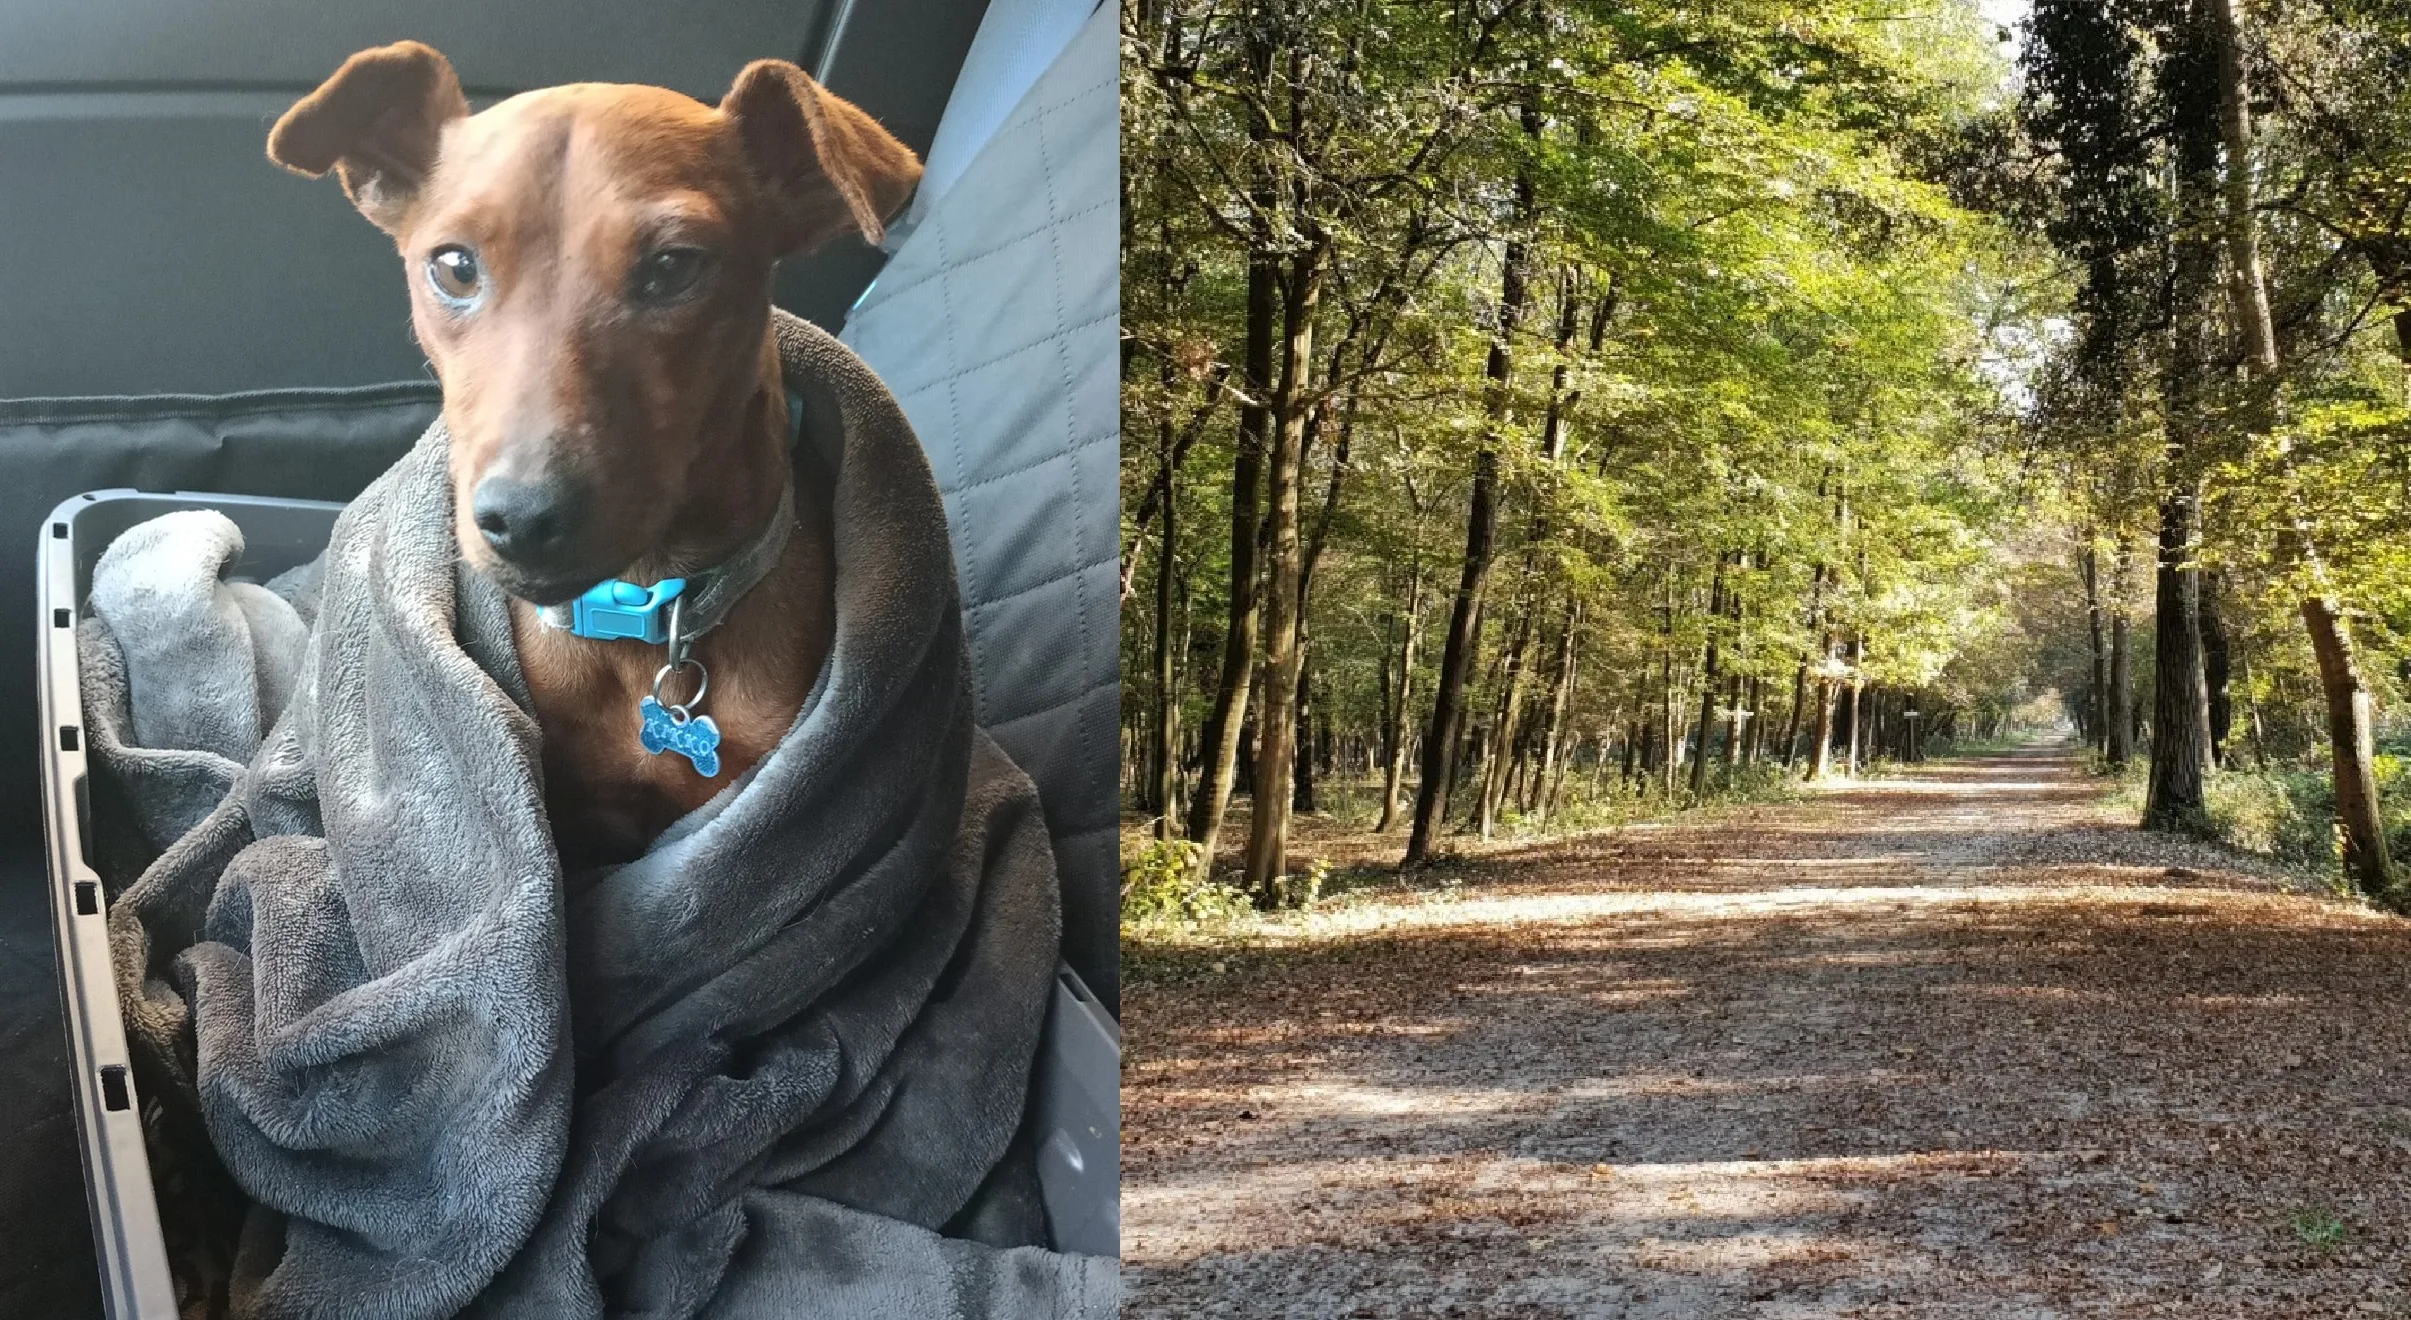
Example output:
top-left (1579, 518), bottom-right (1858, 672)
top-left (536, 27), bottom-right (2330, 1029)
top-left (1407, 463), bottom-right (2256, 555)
top-left (1122, 746), bottom-right (2411, 1318)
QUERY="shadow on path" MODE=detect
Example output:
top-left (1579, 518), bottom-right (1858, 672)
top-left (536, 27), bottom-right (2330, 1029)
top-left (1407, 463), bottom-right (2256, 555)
top-left (1123, 742), bottom-right (2411, 1319)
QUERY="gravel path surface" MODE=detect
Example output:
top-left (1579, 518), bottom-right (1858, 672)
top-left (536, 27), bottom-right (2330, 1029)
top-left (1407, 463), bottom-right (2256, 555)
top-left (1122, 744), bottom-right (2411, 1318)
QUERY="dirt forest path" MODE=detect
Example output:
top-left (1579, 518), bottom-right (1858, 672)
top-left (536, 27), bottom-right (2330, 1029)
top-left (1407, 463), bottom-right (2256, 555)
top-left (1122, 742), bottom-right (2411, 1319)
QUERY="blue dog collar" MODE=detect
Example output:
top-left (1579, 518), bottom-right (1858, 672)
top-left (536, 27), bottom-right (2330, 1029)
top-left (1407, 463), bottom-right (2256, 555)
top-left (537, 388), bottom-right (803, 645)
top-left (560, 576), bottom-right (687, 644)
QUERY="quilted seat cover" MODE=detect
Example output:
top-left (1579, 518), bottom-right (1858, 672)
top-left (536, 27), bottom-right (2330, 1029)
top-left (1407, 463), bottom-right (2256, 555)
top-left (842, 2), bottom-right (1118, 1005)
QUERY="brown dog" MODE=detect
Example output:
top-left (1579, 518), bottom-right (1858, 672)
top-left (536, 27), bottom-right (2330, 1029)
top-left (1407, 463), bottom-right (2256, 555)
top-left (266, 42), bottom-right (921, 864)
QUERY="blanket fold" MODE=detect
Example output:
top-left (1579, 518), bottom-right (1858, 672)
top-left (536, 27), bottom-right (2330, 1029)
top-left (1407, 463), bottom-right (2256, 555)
top-left (87, 312), bottom-right (1115, 1320)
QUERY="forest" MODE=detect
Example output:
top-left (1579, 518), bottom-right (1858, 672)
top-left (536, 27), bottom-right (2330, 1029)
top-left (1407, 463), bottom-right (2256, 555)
top-left (1117, 0), bottom-right (2411, 908)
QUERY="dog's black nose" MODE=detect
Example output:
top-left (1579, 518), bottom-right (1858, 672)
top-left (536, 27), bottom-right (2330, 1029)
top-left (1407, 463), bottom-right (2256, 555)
top-left (472, 476), bottom-right (581, 565)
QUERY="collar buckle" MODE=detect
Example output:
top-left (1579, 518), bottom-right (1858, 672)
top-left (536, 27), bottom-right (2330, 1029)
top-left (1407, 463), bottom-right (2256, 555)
top-left (560, 576), bottom-right (687, 644)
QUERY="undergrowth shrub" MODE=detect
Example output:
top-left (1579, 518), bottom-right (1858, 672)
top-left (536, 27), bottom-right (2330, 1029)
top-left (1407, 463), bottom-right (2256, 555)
top-left (2202, 755), bottom-right (2409, 891)
top-left (1715, 761), bottom-right (1807, 803)
top-left (2204, 769), bottom-right (2334, 872)
top-left (1120, 839), bottom-right (1252, 925)
top-left (2382, 754), bottom-right (2411, 870)
top-left (1512, 760), bottom-right (1800, 834)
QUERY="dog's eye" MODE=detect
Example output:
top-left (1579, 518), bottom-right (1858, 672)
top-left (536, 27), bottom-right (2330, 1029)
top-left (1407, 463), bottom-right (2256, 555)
top-left (632, 248), bottom-right (709, 305)
top-left (426, 246), bottom-right (483, 306)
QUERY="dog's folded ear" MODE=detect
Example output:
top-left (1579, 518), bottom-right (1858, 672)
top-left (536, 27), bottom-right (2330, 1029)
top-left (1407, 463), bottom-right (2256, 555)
top-left (721, 62), bottom-right (923, 254)
top-left (268, 42), bottom-right (469, 235)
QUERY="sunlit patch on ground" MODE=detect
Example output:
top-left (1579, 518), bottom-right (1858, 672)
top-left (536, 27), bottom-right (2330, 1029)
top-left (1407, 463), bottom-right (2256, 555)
top-left (1123, 745), bottom-right (2411, 1319)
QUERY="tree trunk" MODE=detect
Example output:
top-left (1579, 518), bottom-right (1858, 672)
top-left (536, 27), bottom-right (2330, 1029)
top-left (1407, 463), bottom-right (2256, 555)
top-left (2303, 597), bottom-right (2396, 898)
top-left (1782, 660), bottom-right (1810, 767)
top-left (2211, 0), bottom-right (2393, 897)
top-left (1184, 252), bottom-right (1277, 871)
top-left (2200, 571), bottom-right (2232, 768)
top-left (2142, 6), bottom-right (2218, 832)
top-left (2143, 484), bottom-right (2213, 829)
top-left (1244, 246), bottom-right (1327, 898)
top-left (1292, 660), bottom-right (1316, 814)
top-left (1808, 669), bottom-right (1837, 781)
top-left (1781, 497), bottom-right (1833, 768)
top-left (1149, 408), bottom-right (1180, 838)
top-left (1480, 600), bottom-right (1536, 837)
top-left (2107, 554), bottom-right (2133, 768)
top-left (2081, 542), bottom-right (2108, 753)
top-left (1376, 564), bottom-right (1423, 833)
top-left (1659, 656), bottom-right (1679, 796)
top-left (1727, 675), bottom-right (1750, 767)
top-left (1533, 595), bottom-right (1580, 827)
top-left (1725, 558), bottom-right (1751, 768)
top-left (2237, 639), bottom-right (2270, 770)
top-left (1690, 555), bottom-right (1727, 799)
top-left (1286, 393), bottom-right (1354, 822)
top-left (1840, 632), bottom-right (1866, 776)
top-left (1183, 38), bottom-right (1281, 874)
top-left (1656, 577), bottom-right (1680, 798)
top-left (1405, 88), bottom-right (1539, 867)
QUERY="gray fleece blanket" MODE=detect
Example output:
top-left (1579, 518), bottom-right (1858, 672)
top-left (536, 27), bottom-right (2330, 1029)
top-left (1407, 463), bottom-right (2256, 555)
top-left (81, 312), bottom-right (1117, 1320)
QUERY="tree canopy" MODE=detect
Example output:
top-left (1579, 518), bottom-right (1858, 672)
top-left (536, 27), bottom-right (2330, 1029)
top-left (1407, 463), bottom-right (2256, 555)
top-left (1121, 0), bottom-right (2411, 903)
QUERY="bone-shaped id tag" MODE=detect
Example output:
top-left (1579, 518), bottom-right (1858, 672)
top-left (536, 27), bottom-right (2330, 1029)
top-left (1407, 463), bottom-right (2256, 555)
top-left (639, 696), bottom-right (723, 778)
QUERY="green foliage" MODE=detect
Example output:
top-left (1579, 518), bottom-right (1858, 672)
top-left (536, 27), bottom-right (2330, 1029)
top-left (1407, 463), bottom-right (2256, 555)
top-left (1266, 858), bottom-right (1332, 912)
top-left (2193, 756), bottom-right (2411, 894)
top-left (2290, 1207), bottom-right (2353, 1253)
top-left (2203, 770), bottom-right (2341, 878)
top-left (1124, 0), bottom-right (2049, 873)
top-left (2010, 0), bottom-right (2409, 855)
top-left (1121, 840), bottom-right (1254, 927)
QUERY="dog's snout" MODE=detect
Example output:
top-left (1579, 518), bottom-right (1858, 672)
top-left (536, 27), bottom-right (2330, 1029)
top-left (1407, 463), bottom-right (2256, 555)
top-left (472, 476), bottom-right (585, 565)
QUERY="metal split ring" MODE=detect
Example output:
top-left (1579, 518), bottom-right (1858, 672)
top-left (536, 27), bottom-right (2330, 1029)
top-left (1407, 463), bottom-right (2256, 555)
top-left (651, 658), bottom-right (709, 717)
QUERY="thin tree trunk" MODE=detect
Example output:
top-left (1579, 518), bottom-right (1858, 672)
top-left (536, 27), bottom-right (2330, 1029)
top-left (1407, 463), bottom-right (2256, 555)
top-left (1808, 669), bottom-right (1837, 782)
top-left (1292, 661), bottom-right (1316, 814)
top-left (1184, 255), bottom-right (1276, 871)
top-left (1659, 639), bottom-right (1679, 796)
top-left (1787, 475), bottom-right (1838, 768)
top-left (1782, 660), bottom-right (1811, 767)
top-left (2082, 541), bottom-right (2108, 753)
top-left (2108, 546), bottom-right (2133, 768)
top-left (1376, 564), bottom-right (1423, 833)
top-left (2200, 570), bottom-right (2232, 768)
top-left (1405, 87), bottom-right (1538, 867)
top-left (1690, 554), bottom-right (1727, 799)
top-left (1287, 395), bottom-right (1354, 820)
top-left (2238, 639), bottom-right (2271, 771)
top-left (2304, 597), bottom-right (2397, 896)
top-left (1724, 673), bottom-right (1747, 767)
top-left (1533, 595), bottom-right (1580, 826)
top-left (1150, 405), bottom-right (1180, 838)
top-left (1244, 245), bottom-right (1328, 898)
top-left (1123, 362), bottom-right (1230, 599)
top-left (1726, 558), bottom-right (1751, 768)
top-left (1840, 632), bottom-right (1866, 776)
top-left (1480, 600), bottom-right (1536, 837)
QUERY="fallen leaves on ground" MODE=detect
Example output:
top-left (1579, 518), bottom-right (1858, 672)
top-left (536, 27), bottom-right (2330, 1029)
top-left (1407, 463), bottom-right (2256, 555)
top-left (1121, 747), bottom-right (2411, 1319)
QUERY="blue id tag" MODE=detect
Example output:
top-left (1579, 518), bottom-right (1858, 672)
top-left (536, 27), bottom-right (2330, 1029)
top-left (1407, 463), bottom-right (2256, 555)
top-left (639, 696), bottom-right (723, 777)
